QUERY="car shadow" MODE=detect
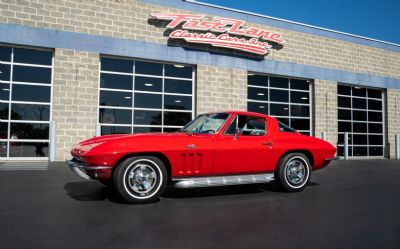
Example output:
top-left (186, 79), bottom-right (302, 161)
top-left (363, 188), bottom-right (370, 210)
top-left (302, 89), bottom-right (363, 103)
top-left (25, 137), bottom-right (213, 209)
top-left (163, 181), bottom-right (318, 198)
top-left (64, 181), bottom-right (319, 202)
top-left (63, 181), bottom-right (125, 204)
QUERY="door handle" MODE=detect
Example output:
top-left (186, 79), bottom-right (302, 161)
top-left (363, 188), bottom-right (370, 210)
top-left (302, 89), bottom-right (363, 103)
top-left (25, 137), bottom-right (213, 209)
top-left (261, 141), bottom-right (272, 146)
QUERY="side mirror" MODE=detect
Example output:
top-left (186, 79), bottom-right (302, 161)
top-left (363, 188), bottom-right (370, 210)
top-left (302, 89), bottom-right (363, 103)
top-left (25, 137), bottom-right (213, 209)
top-left (234, 128), bottom-right (240, 140)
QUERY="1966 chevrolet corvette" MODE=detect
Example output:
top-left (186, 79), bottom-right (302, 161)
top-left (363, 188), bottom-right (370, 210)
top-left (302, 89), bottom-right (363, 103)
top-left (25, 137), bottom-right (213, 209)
top-left (67, 111), bottom-right (337, 203)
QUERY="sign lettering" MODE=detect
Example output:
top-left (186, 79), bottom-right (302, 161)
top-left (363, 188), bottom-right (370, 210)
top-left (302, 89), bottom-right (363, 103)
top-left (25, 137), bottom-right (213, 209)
top-left (151, 13), bottom-right (285, 55)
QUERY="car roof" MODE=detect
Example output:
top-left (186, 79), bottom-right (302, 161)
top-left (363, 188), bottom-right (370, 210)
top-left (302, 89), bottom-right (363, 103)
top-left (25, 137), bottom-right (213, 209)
top-left (206, 110), bottom-right (269, 118)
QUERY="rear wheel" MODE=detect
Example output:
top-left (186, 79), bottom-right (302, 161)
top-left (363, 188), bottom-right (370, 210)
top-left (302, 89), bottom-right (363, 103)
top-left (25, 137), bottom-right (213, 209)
top-left (113, 156), bottom-right (167, 204)
top-left (275, 153), bottom-right (311, 192)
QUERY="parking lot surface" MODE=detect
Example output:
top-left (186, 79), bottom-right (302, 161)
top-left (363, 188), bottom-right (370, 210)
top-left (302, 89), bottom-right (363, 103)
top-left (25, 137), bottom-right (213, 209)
top-left (0, 160), bottom-right (399, 249)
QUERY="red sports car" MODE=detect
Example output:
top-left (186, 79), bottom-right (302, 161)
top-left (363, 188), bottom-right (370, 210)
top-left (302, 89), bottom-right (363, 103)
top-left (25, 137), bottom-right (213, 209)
top-left (67, 111), bottom-right (337, 204)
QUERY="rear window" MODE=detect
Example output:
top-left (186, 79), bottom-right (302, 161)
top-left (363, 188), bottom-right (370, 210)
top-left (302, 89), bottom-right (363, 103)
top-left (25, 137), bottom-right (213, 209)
top-left (278, 121), bottom-right (296, 132)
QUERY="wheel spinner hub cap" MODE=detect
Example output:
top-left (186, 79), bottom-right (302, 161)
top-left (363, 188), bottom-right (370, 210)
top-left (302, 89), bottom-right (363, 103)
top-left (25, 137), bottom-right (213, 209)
top-left (286, 159), bottom-right (306, 185)
top-left (128, 163), bottom-right (157, 195)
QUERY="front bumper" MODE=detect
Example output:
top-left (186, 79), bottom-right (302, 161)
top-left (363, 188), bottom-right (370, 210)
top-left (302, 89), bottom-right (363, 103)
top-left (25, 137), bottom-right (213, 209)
top-left (325, 156), bottom-right (340, 161)
top-left (66, 159), bottom-right (113, 180)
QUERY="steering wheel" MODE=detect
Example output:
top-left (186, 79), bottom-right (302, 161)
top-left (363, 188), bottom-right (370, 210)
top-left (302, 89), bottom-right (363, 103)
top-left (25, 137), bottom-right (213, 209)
top-left (201, 129), bottom-right (216, 134)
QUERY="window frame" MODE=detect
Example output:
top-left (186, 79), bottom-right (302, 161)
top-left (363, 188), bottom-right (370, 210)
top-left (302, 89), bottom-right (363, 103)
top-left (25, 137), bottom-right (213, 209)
top-left (247, 72), bottom-right (312, 136)
top-left (97, 55), bottom-right (196, 135)
top-left (224, 114), bottom-right (267, 137)
top-left (0, 44), bottom-right (54, 160)
top-left (337, 84), bottom-right (385, 158)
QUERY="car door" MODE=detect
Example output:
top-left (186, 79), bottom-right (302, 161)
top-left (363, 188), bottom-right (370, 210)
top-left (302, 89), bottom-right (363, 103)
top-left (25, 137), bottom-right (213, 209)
top-left (213, 114), bottom-right (274, 174)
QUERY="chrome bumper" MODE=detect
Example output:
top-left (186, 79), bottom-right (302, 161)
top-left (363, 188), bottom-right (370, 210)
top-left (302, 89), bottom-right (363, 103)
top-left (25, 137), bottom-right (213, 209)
top-left (325, 156), bottom-right (340, 161)
top-left (66, 160), bottom-right (112, 180)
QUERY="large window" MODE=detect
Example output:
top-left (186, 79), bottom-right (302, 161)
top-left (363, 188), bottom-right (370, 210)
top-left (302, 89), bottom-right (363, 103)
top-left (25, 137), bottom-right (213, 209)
top-left (99, 57), bottom-right (195, 134)
top-left (0, 45), bottom-right (53, 158)
top-left (337, 84), bottom-right (384, 157)
top-left (247, 73), bottom-right (312, 135)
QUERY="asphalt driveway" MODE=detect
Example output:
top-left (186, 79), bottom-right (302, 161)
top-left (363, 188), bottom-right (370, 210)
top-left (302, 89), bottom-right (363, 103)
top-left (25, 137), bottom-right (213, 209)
top-left (0, 160), bottom-right (399, 249)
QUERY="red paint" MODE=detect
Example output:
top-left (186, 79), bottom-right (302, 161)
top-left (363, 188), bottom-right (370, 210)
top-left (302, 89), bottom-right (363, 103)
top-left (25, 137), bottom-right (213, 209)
top-left (151, 13), bottom-right (285, 55)
top-left (70, 111), bottom-right (336, 180)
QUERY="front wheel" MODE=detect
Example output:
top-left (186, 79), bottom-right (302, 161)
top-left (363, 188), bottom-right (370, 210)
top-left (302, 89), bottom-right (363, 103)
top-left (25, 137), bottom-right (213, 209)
top-left (275, 153), bottom-right (311, 192)
top-left (113, 156), bottom-right (167, 204)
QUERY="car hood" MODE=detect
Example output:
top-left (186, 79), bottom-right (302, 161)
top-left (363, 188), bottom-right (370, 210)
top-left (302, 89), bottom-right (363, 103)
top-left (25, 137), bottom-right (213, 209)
top-left (72, 132), bottom-right (191, 156)
top-left (78, 132), bottom-right (191, 145)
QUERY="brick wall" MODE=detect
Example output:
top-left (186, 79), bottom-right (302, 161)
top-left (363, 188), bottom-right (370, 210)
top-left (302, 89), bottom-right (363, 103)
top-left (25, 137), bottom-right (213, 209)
top-left (196, 65), bottom-right (247, 114)
top-left (386, 89), bottom-right (400, 158)
top-left (313, 80), bottom-right (338, 146)
top-left (0, 0), bottom-right (399, 80)
top-left (53, 48), bottom-right (99, 160)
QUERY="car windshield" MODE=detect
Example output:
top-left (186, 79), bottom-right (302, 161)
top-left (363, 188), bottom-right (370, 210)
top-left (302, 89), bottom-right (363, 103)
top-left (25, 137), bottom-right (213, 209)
top-left (179, 113), bottom-right (230, 134)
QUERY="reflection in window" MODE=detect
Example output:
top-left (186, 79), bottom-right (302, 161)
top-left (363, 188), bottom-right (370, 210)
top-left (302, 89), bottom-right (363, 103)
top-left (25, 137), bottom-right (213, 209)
top-left (134, 76), bottom-right (162, 92)
top-left (164, 95), bottom-right (192, 110)
top-left (12, 84), bottom-right (51, 102)
top-left (247, 74), bottom-right (311, 135)
top-left (13, 48), bottom-right (52, 65)
top-left (133, 126), bottom-right (162, 133)
top-left (100, 73), bottom-right (132, 90)
top-left (0, 46), bottom-right (12, 61)
top-left (164, 64), bottom-right (192, 78)
top-left (337, 84), bottom-right (384, 157)
top-left (10, 123), bottom-right (49, 140)
top-left (9, 142), bottom-right (49, 157)
top-left (11, 104), bottom-right (50, 121)
top-left (248, 74), bottom-right (268, 87)
top-left (0, 64), bottom-right (11, 81)
top-left (0, 103), bottom-right (9, 119)
top-left (164, 112), bottom-right (191, 126)
top-left (135, 61), bottom-right (163, 76)
top-left (99, 57), bottom-right (194, 135)
top-left (0, 122), bottom-right (8, 138)
top-left (247, 102), bottom-right (268, 115)
top-left (134, 93), bottom-right (162, 109)
top-left (270, 89), bottom-right (289, 102)
top-left (270, 103), bottom-right (289, 116)
top-left (133, 110), bottom-right (162, 125)
top-left (0, 83), bottom-right (10, 100)
top-left (164, 79), bottom-right (192, 94)
top-left (101, 126), bottom-right (131, 135)
top-left (100, 57), bottom-right (133, 73)
top-left (248, 87), bottom-right (268, 101)
top-left (99, 108), bottom-right (132, 124)
top-left (13, 66), bottom-right (52, 84)
top-left (0, 45), bottom-right (53, 158)
top-left (100, 91), bottom-right (132, 107)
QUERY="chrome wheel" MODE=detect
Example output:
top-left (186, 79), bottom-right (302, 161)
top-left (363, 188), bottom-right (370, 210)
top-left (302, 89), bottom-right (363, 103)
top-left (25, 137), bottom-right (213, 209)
top-left (127, 164), bottom-right (157, 195)
top-left (122, 159), bottom-right (163, 199)
top-left (284, 156), bottom-right (309, 188)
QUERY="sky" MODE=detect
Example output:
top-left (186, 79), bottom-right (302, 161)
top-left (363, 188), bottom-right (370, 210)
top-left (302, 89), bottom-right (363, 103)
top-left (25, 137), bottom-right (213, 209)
top-left (200, 0), bottom-right (400, 45)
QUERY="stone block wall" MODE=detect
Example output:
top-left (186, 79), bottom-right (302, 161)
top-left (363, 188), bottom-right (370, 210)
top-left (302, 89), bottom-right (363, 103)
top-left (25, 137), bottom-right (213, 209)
top-left (386, 89), bottom-right (400, 158)
top-left (52, 48), bottom-right (99, 160)
top-left (313, 80), bottom-right (338, 146)
top-left (196, 65), bottom-right (247, 114)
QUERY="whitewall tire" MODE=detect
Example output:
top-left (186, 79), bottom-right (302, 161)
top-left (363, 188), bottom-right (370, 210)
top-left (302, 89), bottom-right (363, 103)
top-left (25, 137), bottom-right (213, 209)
top-left (275, 153), bottom-right (311, 192)
top-left (114, 156), bottom-right (167, 204)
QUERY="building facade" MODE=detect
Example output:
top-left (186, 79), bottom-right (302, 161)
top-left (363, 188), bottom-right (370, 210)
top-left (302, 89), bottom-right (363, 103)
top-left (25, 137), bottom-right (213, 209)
top-left (0, 0), bottom-right (399, 162)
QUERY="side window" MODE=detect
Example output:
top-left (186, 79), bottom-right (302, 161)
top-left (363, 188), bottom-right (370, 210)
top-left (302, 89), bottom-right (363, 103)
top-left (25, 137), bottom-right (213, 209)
top-left (225, 115), bottom-right (266, 136)
top-left (279, 121), bottom-right (296, 132)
